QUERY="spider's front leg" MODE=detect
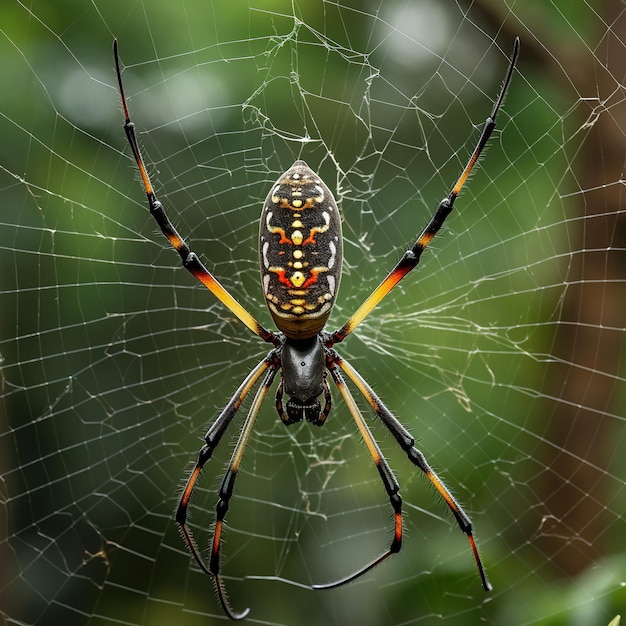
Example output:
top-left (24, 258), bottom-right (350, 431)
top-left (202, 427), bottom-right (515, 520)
top-left (175, 352), bottom-right (280, 620)
top-left (209, 365), bottom-right (279, 620)
top-left (312, 351), bottom-right (404, 589)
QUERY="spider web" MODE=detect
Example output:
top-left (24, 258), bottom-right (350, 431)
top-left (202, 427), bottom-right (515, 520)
top-left (1, 1), bottom-right (625, 625)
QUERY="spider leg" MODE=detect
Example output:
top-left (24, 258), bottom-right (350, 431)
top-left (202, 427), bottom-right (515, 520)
top-left (335, 351), bottom-right (492, 591)
top-left (175, 351), bottom-right (280, 619)
top-left (113, 40), bottom-right (280, 347)
top-left (328, 38), bottom-right (519, 346)
top-left (312, 354), bottom-right (402, 589)
top-left (210, 365), bottom-right (279, 619)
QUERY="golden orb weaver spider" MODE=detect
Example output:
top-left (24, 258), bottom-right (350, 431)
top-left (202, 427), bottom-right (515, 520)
top-left (113, 38), bottom-right (519, 620)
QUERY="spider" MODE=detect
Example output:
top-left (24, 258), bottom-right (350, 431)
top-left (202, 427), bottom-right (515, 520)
top-left (113, 38), bottom-right (519, 620)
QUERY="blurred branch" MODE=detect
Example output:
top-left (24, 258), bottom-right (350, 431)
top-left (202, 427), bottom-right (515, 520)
top-left (471, 0), bottom-right (626, 577)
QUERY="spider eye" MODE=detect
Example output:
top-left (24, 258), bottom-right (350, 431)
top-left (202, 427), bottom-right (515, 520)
top-left (286, 397), bottom-right (322, 425)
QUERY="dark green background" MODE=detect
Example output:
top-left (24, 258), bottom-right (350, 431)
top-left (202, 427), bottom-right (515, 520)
top-left (1, 1), bottom-right (624, 625)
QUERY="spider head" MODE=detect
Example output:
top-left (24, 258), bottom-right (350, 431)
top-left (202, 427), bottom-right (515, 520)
top-left (278, 337), bottom-right (327, 426)
top-left (285, 396), bottom-right (322, 424)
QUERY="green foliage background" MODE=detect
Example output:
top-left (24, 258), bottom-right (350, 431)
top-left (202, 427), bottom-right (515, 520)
top-left (1, 1), bottom-right (624, 625)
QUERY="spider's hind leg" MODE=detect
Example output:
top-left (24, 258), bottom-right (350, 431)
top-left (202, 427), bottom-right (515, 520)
top-left (336, 352), bottom-right (492, 592)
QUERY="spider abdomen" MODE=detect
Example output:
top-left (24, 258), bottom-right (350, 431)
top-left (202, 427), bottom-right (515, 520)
top-left (260, 160), bottom-right (342, 339)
